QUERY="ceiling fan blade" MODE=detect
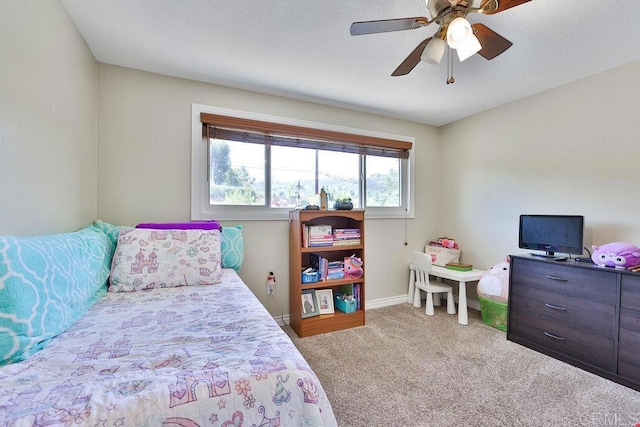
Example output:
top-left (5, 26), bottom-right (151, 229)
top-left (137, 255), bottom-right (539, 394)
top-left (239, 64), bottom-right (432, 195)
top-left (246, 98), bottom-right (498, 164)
top-left (472, 23), bottom-right (513, 60)
top-left (391, 38), bottom-right (431, 76)
top-left (350, 17), bottom-right (429, 36)
top-left (481, 0), bottom-right (531, 15)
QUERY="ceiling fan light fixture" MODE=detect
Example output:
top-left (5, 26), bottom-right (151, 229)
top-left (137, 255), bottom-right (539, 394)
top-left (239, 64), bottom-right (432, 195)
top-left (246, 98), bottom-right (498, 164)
top-left (456, 33), bottom-right (482, 61)
top-left (421, 37), bottom-right (446, 64)
top-left (446, 16), bottom-right (472, 49)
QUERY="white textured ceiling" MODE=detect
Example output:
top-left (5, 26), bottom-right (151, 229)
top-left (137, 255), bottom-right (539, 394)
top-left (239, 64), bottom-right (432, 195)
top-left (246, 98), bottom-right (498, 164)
top-left (61, 0), bottom-right (640, 126)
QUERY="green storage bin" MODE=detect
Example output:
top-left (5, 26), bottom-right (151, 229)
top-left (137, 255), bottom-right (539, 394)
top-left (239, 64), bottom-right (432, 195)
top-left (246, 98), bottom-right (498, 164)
top-left (478, 295), bottom-right (507, 332)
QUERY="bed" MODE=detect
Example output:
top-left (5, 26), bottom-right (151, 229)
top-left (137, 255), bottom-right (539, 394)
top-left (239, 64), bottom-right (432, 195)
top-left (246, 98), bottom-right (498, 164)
top-left (0, 229), bottom-right (336, 427)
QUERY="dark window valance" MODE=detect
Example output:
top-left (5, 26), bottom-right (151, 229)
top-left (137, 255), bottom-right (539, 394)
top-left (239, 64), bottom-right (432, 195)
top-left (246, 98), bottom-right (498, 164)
top-left (201, 113), bottom-right (412, 159)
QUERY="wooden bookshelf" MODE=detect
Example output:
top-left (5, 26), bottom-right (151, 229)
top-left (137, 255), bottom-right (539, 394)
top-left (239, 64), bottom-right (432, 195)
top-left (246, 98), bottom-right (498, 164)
top-left (289, 209), bottom-right (365, 337)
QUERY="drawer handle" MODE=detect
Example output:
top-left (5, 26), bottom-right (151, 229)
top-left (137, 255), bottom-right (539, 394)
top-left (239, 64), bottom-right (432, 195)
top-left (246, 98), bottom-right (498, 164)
top-left (545, 275), bottom-right (568, 282)
top-left (544, 303), bottom-right (567, 311)
top-left (544, 331), bottom-right (566, 341)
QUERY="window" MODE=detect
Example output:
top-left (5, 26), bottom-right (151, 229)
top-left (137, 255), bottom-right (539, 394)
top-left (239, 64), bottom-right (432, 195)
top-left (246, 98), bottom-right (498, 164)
top-left (366, 156), bottom-right (401, 207)
top-left (191, 104), bottom-right (414, 220)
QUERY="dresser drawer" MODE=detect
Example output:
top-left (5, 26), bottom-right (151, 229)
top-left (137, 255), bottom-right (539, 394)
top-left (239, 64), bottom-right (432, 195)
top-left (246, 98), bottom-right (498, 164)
top-left (618, 342), bottom-right (640, 384)
top-left (509, 310), bottom-right (615, 371)
top-left (510, 284), bottom-right (615, 337)
top-left (621, 274), bottom-right (640, 309)
top-left (620, 307), bottom-right (640, 346)
top-left (511, 258), bottom-right (616, 305)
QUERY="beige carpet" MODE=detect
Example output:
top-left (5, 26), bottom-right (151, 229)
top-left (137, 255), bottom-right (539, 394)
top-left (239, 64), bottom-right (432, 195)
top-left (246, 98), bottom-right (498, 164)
top-left (285, 303), bottom-right (640, 427)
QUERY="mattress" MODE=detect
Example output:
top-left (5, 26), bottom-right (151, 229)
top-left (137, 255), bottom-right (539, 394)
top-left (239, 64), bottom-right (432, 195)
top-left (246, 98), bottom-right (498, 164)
top-left (0, 269), bottom-right (336, 426)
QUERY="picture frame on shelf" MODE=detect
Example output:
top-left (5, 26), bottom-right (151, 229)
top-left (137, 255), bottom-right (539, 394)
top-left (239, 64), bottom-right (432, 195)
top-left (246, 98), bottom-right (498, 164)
top-left (316, 289), bottom-right (334, 315)
top-left (301, 289), bottom-right (320, 318)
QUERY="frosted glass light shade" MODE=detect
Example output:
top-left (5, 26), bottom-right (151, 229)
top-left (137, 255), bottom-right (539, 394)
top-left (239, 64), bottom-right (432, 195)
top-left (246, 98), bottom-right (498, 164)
top-left (456, 34), bottom-right (482, 61)
top-left (446, 17), bottom-right (472, 49)
top-left (421, 37), bottom-right (446, 64)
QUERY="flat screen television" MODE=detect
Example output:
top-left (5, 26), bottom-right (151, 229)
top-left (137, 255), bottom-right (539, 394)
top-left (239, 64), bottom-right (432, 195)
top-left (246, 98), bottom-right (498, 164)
top-left (519, 214), bottom-right (584, 257)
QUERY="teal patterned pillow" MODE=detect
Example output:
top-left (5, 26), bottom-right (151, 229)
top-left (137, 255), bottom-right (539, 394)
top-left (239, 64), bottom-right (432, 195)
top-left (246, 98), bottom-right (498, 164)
top-left (93, 219), bottom-right (124, 248)
top-left (221, 225), bottom-right (244, 271)
top-left (0, 226), bottom-right (113, 365)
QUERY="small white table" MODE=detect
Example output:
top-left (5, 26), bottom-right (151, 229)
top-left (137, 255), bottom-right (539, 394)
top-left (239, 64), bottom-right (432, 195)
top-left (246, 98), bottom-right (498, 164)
top-left (409, 264), bottom-right (485, 325)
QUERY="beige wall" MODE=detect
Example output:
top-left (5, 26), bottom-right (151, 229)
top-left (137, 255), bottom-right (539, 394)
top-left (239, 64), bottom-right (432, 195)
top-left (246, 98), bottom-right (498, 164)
top-left (97, 64), bottom-right (439, 312)
top-left (439, 60), bottom-right (640, 274)
top-left (0, 0), bottom-right (98, 236)
top-left (4, 0), bottom-right (638, 313)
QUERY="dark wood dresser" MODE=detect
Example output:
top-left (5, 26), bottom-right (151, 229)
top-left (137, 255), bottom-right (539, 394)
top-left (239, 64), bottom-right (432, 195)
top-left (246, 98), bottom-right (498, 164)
top-left (508, 254), bottom-right (640, 391)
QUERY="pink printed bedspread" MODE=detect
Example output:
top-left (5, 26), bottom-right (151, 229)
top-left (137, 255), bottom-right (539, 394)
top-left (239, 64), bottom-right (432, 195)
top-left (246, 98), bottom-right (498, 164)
top-left (0, 269), bottom-right (336, 426)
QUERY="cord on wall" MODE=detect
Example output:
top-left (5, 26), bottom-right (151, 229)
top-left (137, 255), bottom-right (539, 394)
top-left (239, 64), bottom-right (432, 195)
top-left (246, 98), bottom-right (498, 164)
top-left (404, 209), bottom-right (408, 246)
top-left (271, 295), bottom-right (287, 326)
top-left (266, 271), bottom-right (287, 326)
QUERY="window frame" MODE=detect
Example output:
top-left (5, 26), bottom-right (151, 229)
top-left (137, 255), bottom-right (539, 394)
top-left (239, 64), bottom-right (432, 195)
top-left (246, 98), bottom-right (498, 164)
top-left (191, 103), bottom-right (415, 221)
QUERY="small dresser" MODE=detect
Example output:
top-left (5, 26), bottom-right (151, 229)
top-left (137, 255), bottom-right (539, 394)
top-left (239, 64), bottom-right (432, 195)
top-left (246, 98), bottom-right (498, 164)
top-left (508, 255), bottom-right (640, 391)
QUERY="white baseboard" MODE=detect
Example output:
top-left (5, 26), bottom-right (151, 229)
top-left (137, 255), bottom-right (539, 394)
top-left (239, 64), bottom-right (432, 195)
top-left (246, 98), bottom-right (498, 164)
top-left (365, 295), bottom-right (409, 309)
top-left (366, 294), bottom-right (481, 311)
top-left (275, 314), bottom-right (291, 327)
top-left (274, 294), bottom-right (480, 327)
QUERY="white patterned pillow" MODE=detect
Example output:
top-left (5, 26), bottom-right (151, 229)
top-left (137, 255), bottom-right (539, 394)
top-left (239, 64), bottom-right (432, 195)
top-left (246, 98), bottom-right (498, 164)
top-left (109, 227), bottom-right (222, 292)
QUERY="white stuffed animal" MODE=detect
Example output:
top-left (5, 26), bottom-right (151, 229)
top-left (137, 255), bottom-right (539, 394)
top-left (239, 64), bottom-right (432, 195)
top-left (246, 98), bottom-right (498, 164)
top-left (477, 261), bottom-right (509, 303)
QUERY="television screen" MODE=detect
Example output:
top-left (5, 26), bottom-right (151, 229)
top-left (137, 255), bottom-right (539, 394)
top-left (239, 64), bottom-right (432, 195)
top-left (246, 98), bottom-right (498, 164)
top-left (519, 215), bottom-right (584, 256)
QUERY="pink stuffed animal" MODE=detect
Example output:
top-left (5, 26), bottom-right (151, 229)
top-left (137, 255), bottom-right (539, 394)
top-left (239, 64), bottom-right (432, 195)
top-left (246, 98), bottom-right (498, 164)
top-left (477, 261), bottom-right (510, 303)
top-left (343, 255), bottom-right (363, 278)
top-left (438, 237), bottom-right (459, 249)
top-left (591, 242), bottom-right (640, 269)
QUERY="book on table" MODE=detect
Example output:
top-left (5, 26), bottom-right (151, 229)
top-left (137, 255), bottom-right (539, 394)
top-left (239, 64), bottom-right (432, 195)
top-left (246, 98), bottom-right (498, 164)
top-left (445, 262), bottom-right (473, 271)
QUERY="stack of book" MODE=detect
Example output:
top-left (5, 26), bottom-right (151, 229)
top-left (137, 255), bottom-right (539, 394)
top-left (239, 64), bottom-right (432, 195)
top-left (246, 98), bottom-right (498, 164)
top-left (303, 224), bottom-right (333, 247)
top-left (333, 228), bottom-right (361, 246)
top-left (326, 260), bottom-right (345, 280)
top-left (309, 255), bottom-right (347, 281)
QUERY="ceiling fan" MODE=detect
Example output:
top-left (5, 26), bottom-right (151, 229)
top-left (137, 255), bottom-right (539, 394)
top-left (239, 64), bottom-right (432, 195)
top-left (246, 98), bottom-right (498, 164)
top-left (350, 0), bottom-right (531, 80)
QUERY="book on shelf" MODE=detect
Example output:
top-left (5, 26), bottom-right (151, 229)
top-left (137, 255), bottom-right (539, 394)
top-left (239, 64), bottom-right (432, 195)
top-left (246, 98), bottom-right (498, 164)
top-left (334, 230), bottom-right (360, 238)
top-left (309, 254), bottom-right (334, 280)
top-left (302, 225), bottom-right (308, 247)
top-left (309, 239), bottom-right (334, 247)
top-left (326, 270), bottom-right (345, 280)
top-left (302, 224), bottom-right (333, 247)
top-left (309, 225), bottom-right (332, 236)
top-left (309, 253), bottom-right (321, 275)
top-left (335, 283), bottom-right (361, 310)
top-left (333, 239), bottom-right (361, 246)
top-left (445, 262), bottom-right (473, 271)
top-left (327, 260), bottom-right (343, 269)
top-left (303, 225), bottom-right (361, 247)
top-left (333, 228), bottom-right (360, 235)
top-left (309, 254), bottom-right (364, 283)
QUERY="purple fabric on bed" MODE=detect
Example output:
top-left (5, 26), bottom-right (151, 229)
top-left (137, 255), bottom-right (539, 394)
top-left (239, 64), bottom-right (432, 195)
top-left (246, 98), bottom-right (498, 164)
top-left (136, 221), bottom-right (221, 231)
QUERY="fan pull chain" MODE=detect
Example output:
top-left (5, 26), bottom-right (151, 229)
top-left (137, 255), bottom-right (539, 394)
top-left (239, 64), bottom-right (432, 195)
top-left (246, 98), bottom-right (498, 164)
top-left (446, 46), bottom-right (455, 84)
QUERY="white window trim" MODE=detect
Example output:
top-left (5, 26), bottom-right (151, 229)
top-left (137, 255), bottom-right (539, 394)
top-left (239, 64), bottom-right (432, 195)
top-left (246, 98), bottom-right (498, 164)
top-left (191, 103), bottom-right (415, 221)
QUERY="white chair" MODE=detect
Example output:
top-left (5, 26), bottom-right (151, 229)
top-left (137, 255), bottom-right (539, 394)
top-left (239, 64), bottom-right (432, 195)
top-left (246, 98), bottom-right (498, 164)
top-left (412, 251), bottom-right (456, 316)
